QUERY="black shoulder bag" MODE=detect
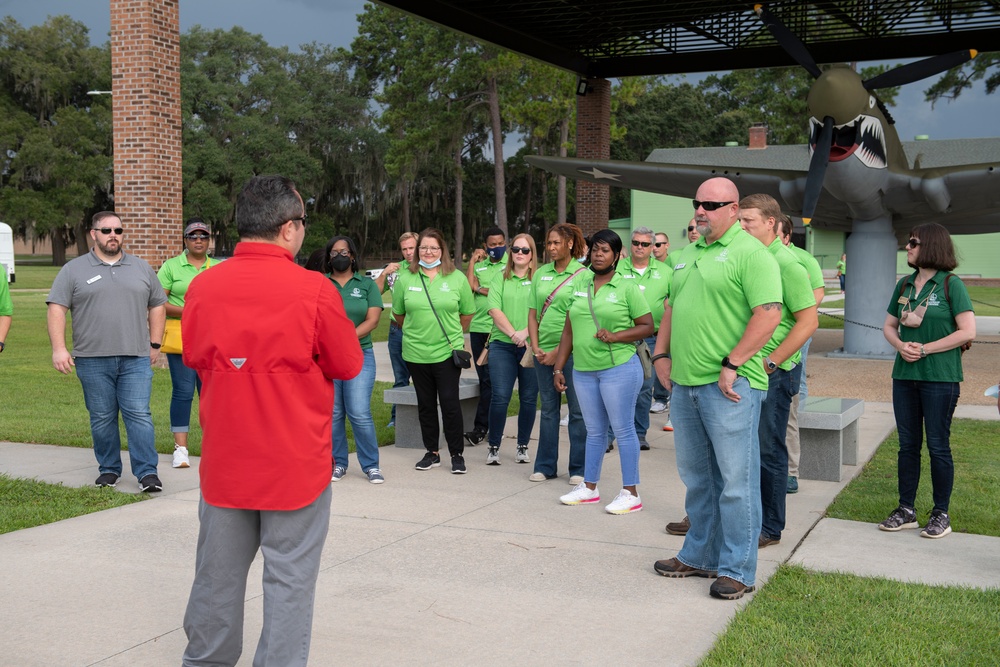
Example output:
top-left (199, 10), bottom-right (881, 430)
top-left (420, 272), bottom-right (472, 368)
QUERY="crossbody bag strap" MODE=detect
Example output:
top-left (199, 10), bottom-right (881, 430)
top-left (586, 282), bottom-right (615, 366)
top-left (540, 266), bottom-right (587, 320)
top-left (419, 272), bottom-right (459, 351)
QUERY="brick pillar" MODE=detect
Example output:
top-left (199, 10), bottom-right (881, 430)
top-left (575, 78), bottom-right (611, 238)
top-left (110, 0), bottom-right (182, 268)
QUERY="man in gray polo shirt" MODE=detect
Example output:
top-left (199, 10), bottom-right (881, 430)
top-left (47, 211), bottom-right (167, 492)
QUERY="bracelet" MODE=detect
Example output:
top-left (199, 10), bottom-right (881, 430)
top-left (920, 344), bottom-right (927, 358)
top-left (553, 369), bottom-right (564, 375)
top-left (650, 353), bottom-right (669, 363)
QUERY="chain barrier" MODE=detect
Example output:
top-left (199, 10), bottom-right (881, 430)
top-left (818, 310), bottom-right (1000, 345)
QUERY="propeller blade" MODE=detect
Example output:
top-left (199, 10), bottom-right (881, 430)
top-left (802, 116), bottom-right (834, 223)
top-left (754, 4), bottom-right (822, 78)
top-left (864, 50), bottom-right (978, 90)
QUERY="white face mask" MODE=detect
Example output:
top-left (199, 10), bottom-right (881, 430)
top-left (419, 259), bottom-right (442, 269)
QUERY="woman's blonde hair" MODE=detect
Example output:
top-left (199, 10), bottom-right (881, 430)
top-left (503, 233), bottom-right (538, 281)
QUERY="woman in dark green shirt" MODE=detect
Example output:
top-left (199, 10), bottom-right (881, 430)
top-left (879, 223), bottom-right (975, 538)
top-left (325, 236), bottom-right (385, 484)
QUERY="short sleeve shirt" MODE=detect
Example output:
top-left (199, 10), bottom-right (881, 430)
top-left (566, 271), bottom-right (651, 371)
top-left (47, 250), bottom-right (168, 357)
top-left (530, 259), bottom-right (585, 351)
top-left (157, 252), bottom-right (217, 315)
top-left (789, 244), bottom-right (825, 291)
top-left (761, 239), bottom-right (816, 370)
top-left (668, 224), bottom-right (781, 391)
top-left (0, 271), bottom-right (11, 317)
top-left (330, 272), bottom-right (383, 349)
top-left (887, 271), bottom-right (973, 382)
top-left (392, 267), bottom-right (475, 364)
top-left (470, 255), bottom-right (507, 333)
top-left (487, 271), bottom-right (534, 345)
top-left (616, 256), bottom-right (672, 332)
top-left (837, 259), bottom-right (846, 275)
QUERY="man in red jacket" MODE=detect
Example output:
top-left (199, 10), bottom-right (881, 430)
top-left (180, 175), bottom-right (362, 667)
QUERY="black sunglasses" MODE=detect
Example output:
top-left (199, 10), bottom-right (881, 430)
top-left (692, 200), bottom-right (733, 211)
top-left (631, 240), bottom-right (651, 248)
top-left (687, 226), bottom-right (696, 232)
top-left (185, 233), bottom-right (210, 240)
top-left (291, 214), bottom-right (308, 227)
top-left (95, 227), bottom-right (123, 235)
top-left (654, 242), bottom-right (667, 247)
top-left (907, 238), bottom-right (921, 248)
top-left (510, 246), bottom-right (532, 255)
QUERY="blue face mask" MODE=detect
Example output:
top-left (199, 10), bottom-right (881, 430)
top-left (419, 259), bottom-right (442, 269)
top-left (487, 245), bottom-right (506, 262)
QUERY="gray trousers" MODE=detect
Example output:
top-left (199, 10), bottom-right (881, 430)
top-left (182, 485), bottom-right (332, 667)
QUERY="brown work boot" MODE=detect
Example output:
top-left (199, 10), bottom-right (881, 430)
top-left (758, 534), bottom-right (781, 549)
top-left (710, 576), bottom-right (755, 600)
top-left (665, 515), bottom-right (690, 536)
top-left (653, 557), bottom-right (717, 578)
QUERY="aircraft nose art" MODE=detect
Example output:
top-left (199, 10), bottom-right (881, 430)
top-left (810, 115), bottom-right (887, 168)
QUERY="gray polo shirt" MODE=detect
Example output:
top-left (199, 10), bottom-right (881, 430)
top-left (47, 250), bottom-right (167, 358)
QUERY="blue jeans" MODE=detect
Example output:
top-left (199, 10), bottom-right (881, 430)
top-left (487, 341), bottom-right (538, 447)
top-left (388, 323), bottom-right (409, 422)
top-left (333, 348), bottom-right (379, 472)
top-left (798, 336), bottom-right (812, 400)
top-left (574, 355), bottom-right (644, 487)
top-left (166, 353), bottom-right (201, 433)
top-left (672, 377), bottom-right (764, 587)
top-left (607, 335), bottom-right (658, 442)
top-left (75, 355), bottom-right (158, 479)
top-left (892, 379), bottom-right (959, 513)
top-left (759, 364), bottom-right (801, 540)
top-left (534, 355), bottom-right (586, 478)
top-left (470, 332), bottom-right (492, 433)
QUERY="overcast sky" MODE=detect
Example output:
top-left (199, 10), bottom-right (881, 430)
top-left (2, 0), bottom-right (997, 143)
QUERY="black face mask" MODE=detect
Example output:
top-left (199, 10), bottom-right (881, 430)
top-left (590, 262), bottom-right (616, 275)
top-left (329, 255), bottom-right (353, 272)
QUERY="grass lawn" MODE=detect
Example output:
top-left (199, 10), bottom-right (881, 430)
top-left (9, 264), bottom-right (61, 290)
top-left (702, 565), bottom-right (1000, 666)
top-left (0, 474), bottom-right (147, 535)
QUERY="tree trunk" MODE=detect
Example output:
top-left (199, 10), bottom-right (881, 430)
top-left (453, 147), bottom-right (465, 269)
top-left (558, 117), bottom-right (569, 225)
top-left (523, 151), bottom-right (533, 234)
top-left (487, 75), bottom-right (508, 235)
top-left (75, 220), bottom-right (90, 256)
top-left (401, 180), bottom-right (411, 233)
top-left (51, 230), bottom-right (67, 266)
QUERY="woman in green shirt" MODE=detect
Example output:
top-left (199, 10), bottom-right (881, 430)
top-left (484, 233), bottom-right (539, 466)
top-left (879, 223), bottom-right (975, 538)
top-left (325, 236), bottom-right (385, 484)
top-left (553, 229), bottom-right (654, 515)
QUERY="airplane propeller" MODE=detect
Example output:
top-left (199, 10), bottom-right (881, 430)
top-left (754, 4), bottom-right (978, 222)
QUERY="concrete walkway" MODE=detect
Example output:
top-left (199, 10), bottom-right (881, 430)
top-left (2, 400), bottom-right (998, 665)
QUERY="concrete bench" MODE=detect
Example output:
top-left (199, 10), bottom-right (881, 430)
top-left (384, 378), bottom-right (480, 449)
top-left (798, 397), bottom-right (865, 482)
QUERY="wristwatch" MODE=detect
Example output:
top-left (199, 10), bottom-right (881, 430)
top-left (764, 357), bottom-right (777, 372)
top-left (150, 342), bottom-right (162, 350)
top-left (721, 356), bottom-right (739, 371)
top-left (919, 344), bottom-right (926, 358)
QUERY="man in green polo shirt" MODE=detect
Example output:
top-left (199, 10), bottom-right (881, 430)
top-left (0, 269), bottom-right (12, 354)
top-left (650, 177), bottom-right (781, 601)
top-left (739, 195), bottom-right (818, 550)
top-left (465, 226), bottom-right (507, 446)
top-left (615, 226), bottom-right (672, 450)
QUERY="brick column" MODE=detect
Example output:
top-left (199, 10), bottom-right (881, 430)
top-left (110, 0), bottom-right (182, 268)
top-left (575, 78), bottom-right (611, 237)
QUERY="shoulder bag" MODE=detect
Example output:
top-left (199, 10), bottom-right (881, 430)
top-left (420, 272), bottom-right (472, 369)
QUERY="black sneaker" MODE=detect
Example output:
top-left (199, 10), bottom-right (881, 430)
top-left (95, 473), bottom-right (119, 488)
top-left (138, 474), bottom-right (162, 493)
top-left (415, 452), bottom-right (441, 470)
top-left (464, 430), bottom-right (486, 447)
top-left (878, 505), bottom-right (918, 532)
top-left (451, 455), bottom-right (467, 474)
top-left (920, 510), bottom-right (952, 539)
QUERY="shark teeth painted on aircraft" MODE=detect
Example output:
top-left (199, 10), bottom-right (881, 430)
top-left (854, 115), bottom-right (887, 169)
top-left (808, 114), bottom-right (887, 169)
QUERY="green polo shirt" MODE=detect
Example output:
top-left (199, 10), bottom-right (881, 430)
top-left (487, 270), bottom-right (534, 345)
top-left (616, 255), bottom-right (671, 332)
top-left (837, 259), bottom-right (846, 275)
top-left (668, 224), bottom-right (781, 391)
top-left (887, 271), bottom-right (973, 383)
top-left (566, 271), bottom-right (651, 372)
top-left (788, 244), bottom-right (825, 291)
top-left (0, 271), bottom-right (11, 317)
top-left (761, 239), bottom-right (815, 370)
top-left (392, 267), bottom-right (475, 364)
top-left (157, 252), bottom-right (217, 313)
top-left (470, 254), bottom-right (507, 333)
top-left (530, 259), bottom-right (585, 351)
top-left (330, 272), bottom-right (383, 349)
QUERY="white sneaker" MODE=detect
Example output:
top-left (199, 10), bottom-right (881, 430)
top-left (662, 419), bottom-right (674, 432)
top-left (649, 400), bottom-right (668, 414)
top-left (560, 482), bottom-right (600, 505)
top-left (568, 475), bottom-right (584, 485)
top-left (605, 489), bottom-right (642, 514)
top-left (486, 445), bottom-right (500, 465)
top-left (515, 444), bottom-right (531, 463)
top-left (528, 472), bottom-right (548, 482)
top-left (559, 414), bottom-right (569, 426)
top-left (172, 445), bottom-right (190, 469)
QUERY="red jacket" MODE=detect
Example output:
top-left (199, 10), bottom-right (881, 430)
top-left (183, 242), bottom-right (362, 510)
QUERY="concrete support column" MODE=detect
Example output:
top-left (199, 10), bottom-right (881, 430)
top-left (841, 215), bottom-right (897, 358)
top-left (575, 78), bottom-right (610, 237)
top-left (110, 0), bottom-right (182, 267)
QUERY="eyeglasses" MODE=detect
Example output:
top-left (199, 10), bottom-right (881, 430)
top-left (94, 227), bottom-right (123, 235)
top-left (692, 200), bottom-right (733, 211)
top-left (510, 246), bottom-right (531, 255)
top-left (631, 240), bottom-right (651, 248)
top-left (185, 233), bottom-right (210, 240)
top-left (290, 214), bottom-right (308, 227)
top-left (654, 242), bottom-right (667, 248)
top-left (687, 226), bottom-right (697, 232)
top-left (419, 246), bottom-right (441, 252)
top-left (907, 238), bottom-right (921, 248)
top-left (330, 250), bottom-right (351, 257)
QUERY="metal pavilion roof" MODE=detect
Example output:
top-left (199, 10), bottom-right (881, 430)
top-left (375, 1), bottom-right (1000, 77)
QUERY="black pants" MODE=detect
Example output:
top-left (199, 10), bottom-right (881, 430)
top-left (469, 331), bottom-right (492, 433)
top-left (407, 358), bottom-right (465, 457)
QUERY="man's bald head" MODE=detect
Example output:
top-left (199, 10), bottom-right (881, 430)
top-left (693, 177), bottom-right (740, 243)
